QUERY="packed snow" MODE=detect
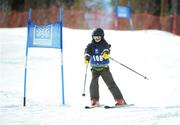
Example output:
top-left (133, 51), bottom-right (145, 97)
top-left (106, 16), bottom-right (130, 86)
top-left (0, 27), bottom-right (180, 125)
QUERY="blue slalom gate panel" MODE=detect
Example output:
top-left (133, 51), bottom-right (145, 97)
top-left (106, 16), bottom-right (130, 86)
top-left (27, 21), bottom-right (61, 49)
top-left (116, 6), bottom-right (131, 18)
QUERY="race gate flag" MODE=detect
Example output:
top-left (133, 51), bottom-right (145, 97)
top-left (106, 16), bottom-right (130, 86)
top-left (28, 22), bottom-right (61, 48)
top-left (115, 6), bottom-right (131, 18)
top-left (115, 0), bottom-right (134, 30)
top-left (23, 7), bottom-right (65, 106)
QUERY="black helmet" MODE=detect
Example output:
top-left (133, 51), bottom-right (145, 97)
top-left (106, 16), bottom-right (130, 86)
top-left (92, 28), bottom-right (104, 36)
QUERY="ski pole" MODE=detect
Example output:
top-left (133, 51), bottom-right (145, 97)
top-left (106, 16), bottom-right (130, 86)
top-left (110, 57), bottom-right (148, 80)
top-left (82, 64), bottom-right (88, 96)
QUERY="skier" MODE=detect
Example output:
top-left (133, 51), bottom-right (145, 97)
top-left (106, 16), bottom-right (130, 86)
top-left (84, 28), bottom-right (126, 106)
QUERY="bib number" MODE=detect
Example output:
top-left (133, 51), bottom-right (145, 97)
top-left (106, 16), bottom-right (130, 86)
top-left (92, 55), bottom-right (103, 62)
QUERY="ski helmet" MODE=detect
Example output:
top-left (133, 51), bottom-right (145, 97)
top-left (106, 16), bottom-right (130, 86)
top-left (92, 28), bottom-right (104, 36)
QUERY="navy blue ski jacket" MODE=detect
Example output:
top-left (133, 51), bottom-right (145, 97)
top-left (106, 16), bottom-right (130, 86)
top-left (85, 38), bottom-right (111, 70)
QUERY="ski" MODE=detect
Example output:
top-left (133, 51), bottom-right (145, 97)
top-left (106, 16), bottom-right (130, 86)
top-left (104, 104), bottom-right (134, 109)
top-left (85, 105), bottom-right (104, 109)
top-left (85, 106), bottom-right (97, 109)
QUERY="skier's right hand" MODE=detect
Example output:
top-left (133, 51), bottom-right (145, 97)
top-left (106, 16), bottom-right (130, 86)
top-left (84, 59), bottom-right (89, 64)
top-left (84, 55), bottom-right (90, 64)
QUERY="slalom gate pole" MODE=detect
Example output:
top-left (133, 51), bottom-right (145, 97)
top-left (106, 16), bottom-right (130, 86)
top-left (23, 8), bottom-right (32, 107)
top-left (110, 57), bottom-right (148, 80)
top-left (60, 7), bottom-right (65, 105)
top-left (82, 64), bottom-right (88, 96)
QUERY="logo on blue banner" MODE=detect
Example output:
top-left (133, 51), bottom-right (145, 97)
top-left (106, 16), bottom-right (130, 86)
top-left (33, 25), bottom-right (52, 46)
top-left (28, 21), bottom-right (60, 49)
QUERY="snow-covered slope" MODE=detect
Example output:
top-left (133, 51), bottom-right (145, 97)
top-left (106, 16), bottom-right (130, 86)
top-left (0, 28), bottom-right (180, 125)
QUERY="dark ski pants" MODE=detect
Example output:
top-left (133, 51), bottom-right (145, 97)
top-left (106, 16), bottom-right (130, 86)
top-left (90, 67), bottom-right (124, 101)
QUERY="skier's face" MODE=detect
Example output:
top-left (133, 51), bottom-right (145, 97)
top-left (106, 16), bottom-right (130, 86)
top-left (93, 36), bottom-right (102, 43)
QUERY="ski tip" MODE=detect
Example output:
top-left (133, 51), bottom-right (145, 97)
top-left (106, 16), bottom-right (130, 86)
top-left (84, 104), bottom-right (104, 109)
top-left (85, 106), bottom-right (94, 109)
top-left (85, 106), bottom-right (90, 109)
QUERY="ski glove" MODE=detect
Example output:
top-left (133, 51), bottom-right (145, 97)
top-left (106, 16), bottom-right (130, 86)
top-left (84, 55), bottom-right (90, 64)
top-left (102, 53), bottom-right (110, 59)
top-left (84, 59), bottom-right (89, 64)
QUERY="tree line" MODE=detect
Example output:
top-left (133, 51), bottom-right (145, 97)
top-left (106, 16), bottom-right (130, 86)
top-left (0, 0), bottom-right (179, 16)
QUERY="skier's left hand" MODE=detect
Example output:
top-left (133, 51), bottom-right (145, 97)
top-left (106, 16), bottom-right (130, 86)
top-left (102, 53), bottom-right (110, 59)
